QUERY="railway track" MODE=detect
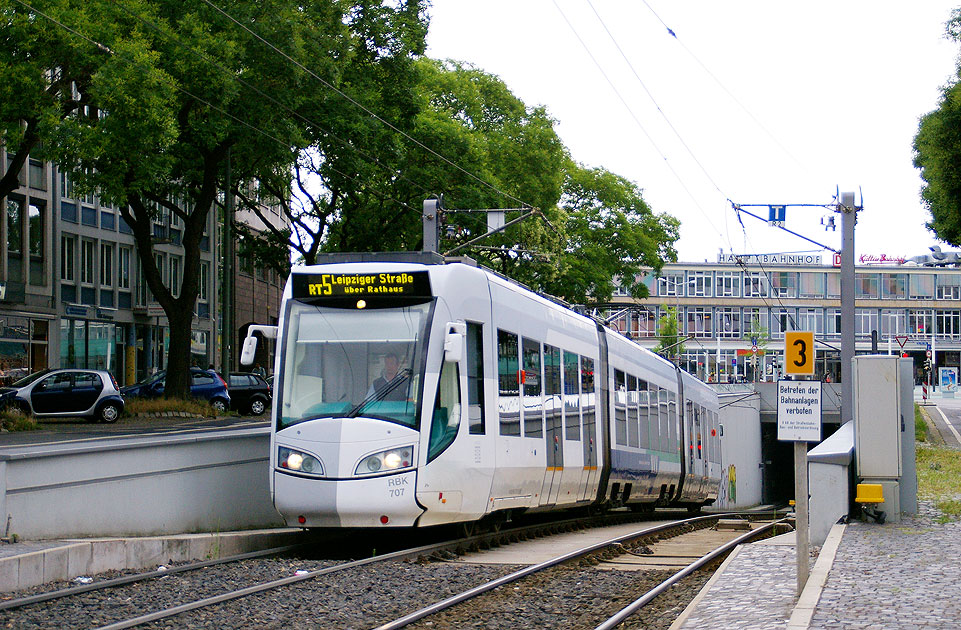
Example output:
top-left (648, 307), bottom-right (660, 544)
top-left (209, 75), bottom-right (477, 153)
top-left (375, 515), bottom-right (789, 629)
top-left (0, 512), bottom-right (787, 629)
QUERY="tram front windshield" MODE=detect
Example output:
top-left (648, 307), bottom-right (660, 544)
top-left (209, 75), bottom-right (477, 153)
top-left (278, 300), bottom-right (432, 430)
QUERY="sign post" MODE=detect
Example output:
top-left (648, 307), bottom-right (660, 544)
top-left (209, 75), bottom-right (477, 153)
top-left (780, 331), bottom-right (821, 596)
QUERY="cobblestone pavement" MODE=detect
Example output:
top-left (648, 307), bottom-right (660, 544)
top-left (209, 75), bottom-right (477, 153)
top-left (809, 502), bottom-right (961, 629)
top-left (674, 501), bottom-right (959, 630)
top-left (675, 542), bottom-right (798, 630)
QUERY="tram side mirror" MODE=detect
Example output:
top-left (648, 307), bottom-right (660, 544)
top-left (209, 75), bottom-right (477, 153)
top-left (444, 322), bottom-right (467, 363)
top-left (240, 336), bottom-right (258, 366)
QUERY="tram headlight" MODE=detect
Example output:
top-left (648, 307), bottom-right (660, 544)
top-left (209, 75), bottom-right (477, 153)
top-left (278, 446), bottom-right (324, 476)
top-left (355, 445), bottom-right (415, 476)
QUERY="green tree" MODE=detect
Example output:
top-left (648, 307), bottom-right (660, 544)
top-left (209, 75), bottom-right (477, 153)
top-left (914, 8), bottom-right (961, 243)
top-left (2, 0), bottom-right (428, 396)
top-left (0, 0), bottom-right (110, 199)
top-left (653, 306), bottom-right (684, 362)
top-left (541, 164), bottom-right (679, 305)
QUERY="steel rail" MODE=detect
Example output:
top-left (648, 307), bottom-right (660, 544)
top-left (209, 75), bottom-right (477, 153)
top-left (0, 543), bottom-right (307, 612)
top-left (371, 514), bottom-right (727, 630)
top-left (594, 517), bottom-right (792, 630)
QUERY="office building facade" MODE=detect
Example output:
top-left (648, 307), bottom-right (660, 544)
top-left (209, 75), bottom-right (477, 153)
top-left (603, 253), bottom-right (959, 385)
top-left (1, 148), bottom-right (283, 384)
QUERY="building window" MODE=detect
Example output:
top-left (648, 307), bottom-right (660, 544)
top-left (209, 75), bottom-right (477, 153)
top-left (716, 307), bottom-right (741, 338)
top-left (770, 308), bottom-right (796, 338)
top-left (6, 197), bottom-right (23, 283)
top-left (80, 239), bottom-right (95, 285)
top-left (169, 256), bottom-right (181, 298)
top-left (60, 171), bottom-right (75, 200)
top-left (797, 308), bottom-right (824, 334)
top-left (154, 252), bottom-right (166, 290)
top-left (657, 272), bottom-right (684, 297)
top-left (909, 274), bottom-right (935, 300)
top-left (744, 272), bottom-right (769, 298)
top-left (197, 260), bottom-right (208, 302)
top-left (118, 247), bottom-right (131, 290)
top-left (770, 272), bottom-right (797, 298)
top-left (936, 274), bottom-right (961, 300)
top-left (827, 273), bottom-right (840, 299)
top-left (28, 202), bottom-right (45, 286)
top-left (28, 159), bottom-right (45, 191)
top-left (910, 309), bottom-right (933, 336)
top-left (880, 309), bottom-right (906, 337)
top-left (60, 235), bottom-right (76, 282)
top-left (827, 308), bottom-right (842, 338)
top-left (100, 242), bottom-right (113, 287)
top-left (855, 308), bottom-right (879, 339)
top-left (881, 274), bottom-right (907, 300)
top-left (798, 272), bottom-right (826, 298)
top-left (857, 273), bottom-right (880, 298)
top-left (716, 271), bottom-right (741, 297)
top-left (743, 307), bottom-right (768, 339)
top-left (687, 271), bottom-right (713, 297)
top-left (936, 309), bottom-right (961, 340)
top-left (634, 307), bottom-right (657, 338)
top-left (686, 307), bottom-right (713, 338)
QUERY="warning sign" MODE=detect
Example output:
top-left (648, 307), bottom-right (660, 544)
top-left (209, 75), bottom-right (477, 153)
top-left (777, 380), bottom-right (822, 442)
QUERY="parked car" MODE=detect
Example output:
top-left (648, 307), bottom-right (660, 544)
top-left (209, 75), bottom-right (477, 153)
top-left (121, 367), bottom-right (231, 412)
top-left (0, 368), bottom-right (125, 423)
top-left (226, 372), bottom-right (271, 415)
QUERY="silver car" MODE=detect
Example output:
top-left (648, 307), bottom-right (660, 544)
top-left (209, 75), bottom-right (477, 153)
top-left (0, 369), bottom-right (126, 423)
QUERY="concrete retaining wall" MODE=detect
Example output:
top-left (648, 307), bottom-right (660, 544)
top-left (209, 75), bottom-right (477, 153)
top-left (716, 391), bottom-right (763, 509)
top-left (0, 428), bottom-right (283, 541)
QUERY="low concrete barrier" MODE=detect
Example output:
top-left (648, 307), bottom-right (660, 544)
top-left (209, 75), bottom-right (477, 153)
top-left (807, 421), bottom-right (854, 546)
top-left (0, 427), bottom-right (283, 541)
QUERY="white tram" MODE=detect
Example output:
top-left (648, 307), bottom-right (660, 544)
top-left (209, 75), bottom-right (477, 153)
top-left (241, 255), bottom-right (722, 529)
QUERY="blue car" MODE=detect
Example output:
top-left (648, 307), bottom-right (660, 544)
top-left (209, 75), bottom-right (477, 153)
top-left (0, 368), bottom-right (125, 423)
top-left (121, 367), bottom-right (231, 412)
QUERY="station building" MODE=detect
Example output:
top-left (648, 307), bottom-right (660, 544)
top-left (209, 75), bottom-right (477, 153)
top-left (602, 251), bottom-right (961, 386)
top-left (0, 150), bottom-right (285, 384)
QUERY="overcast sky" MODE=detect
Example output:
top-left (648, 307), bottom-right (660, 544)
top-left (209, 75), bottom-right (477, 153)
top-left (425, 1), bottom-right (961, 263)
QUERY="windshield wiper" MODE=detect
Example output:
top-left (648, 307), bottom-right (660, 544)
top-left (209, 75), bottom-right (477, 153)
top-left (346, 368), bottom-right (412, 418)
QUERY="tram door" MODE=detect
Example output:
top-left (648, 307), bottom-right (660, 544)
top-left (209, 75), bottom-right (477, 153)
top-left (539, 343), bottom-right (563, 506)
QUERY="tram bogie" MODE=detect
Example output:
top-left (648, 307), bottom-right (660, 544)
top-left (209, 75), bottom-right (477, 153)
top-left (242, 255), bottom-right (722, 529)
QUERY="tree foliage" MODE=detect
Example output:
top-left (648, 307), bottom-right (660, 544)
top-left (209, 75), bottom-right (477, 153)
top-left (258, 57), bottom-right (677, 305)
top-left (1, 0), bottom-right (429, 395)
top-left (541, 164), bottom-right (679, 305)
top-left (914, 8), bottom-right (961, 244)
top-left (653, 306), bottom-right (684, 362)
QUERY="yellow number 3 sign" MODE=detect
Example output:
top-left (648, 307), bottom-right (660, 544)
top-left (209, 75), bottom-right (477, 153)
top-left (785, 331), bottom-right (815, 375)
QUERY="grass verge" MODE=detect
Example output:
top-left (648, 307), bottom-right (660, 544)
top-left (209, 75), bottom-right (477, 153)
top-left (917, 442), bottom-right (961, 523)
top-left (0, 409), bottom-right (40, 431)
top-left (124, 397), bottom-right (224, 418)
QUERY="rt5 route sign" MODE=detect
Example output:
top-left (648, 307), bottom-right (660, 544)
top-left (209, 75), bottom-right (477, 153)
top-left (785, 331), bottom-right (815, 375)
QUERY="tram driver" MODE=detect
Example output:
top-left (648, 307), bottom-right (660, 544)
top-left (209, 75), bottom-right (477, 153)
top-left (368, 351), bottom-right (408, 401)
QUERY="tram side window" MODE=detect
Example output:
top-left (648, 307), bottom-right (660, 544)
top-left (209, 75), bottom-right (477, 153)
top-left (428, 359), bottom-right (461, 462)
top-left (627, 374), bottom-right (639, 448)
top-left (668, 390), bottom-right (678, 450)
top-left (686, 400), bottom-right (695, 467)
top-left (638, 380), bottom-right (650, 449)
top-left (614, 369), bottom-right (627, 446)
top-left (659, 387), bottom-right (669, 451)
top-left (522, 338), bottom-right (543, 438)
top-left (563, 350), bottom-right (580, 441)
top-left (581, 356), bottom-right (595, 445)
top-left (497, 329), bottom-right (521, 436)
top-left (467, 322), bottom-right (485, 435)
top-left (544, 344), bottom-right (563, 439)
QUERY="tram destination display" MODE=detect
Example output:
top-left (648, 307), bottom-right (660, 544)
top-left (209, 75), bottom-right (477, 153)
top-left (293, 271), bottom-right (432, 299)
